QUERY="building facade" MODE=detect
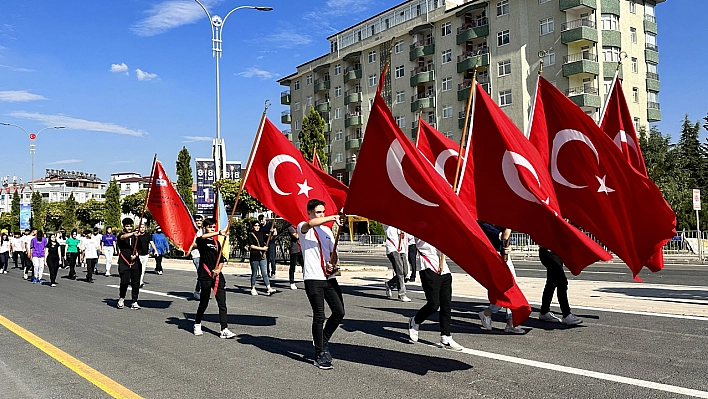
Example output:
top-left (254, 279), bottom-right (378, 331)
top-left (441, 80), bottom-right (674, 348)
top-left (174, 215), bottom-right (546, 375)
top-left (277, 0), bottom-right (663, 183)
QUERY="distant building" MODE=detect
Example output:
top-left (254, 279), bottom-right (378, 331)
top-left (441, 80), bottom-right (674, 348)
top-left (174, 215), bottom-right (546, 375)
top-left (111, 172), bottom-right (151, 198)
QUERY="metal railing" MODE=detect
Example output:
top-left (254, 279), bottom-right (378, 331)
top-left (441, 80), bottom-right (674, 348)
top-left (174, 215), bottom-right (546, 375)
top-left (644, 14), bottom-right (656, 23)
top-left (410, 37), bottom-right (434, 49)
top-left (561, 18), bottom-right (595, 31)
top-left (566, 85), bottom-right (598, 96)
top-left (344, 88), bottom-right (362, 96)
top-left (412, 64), bottom-right (434, 75)
top-left (411, 92), bottom-right (434, 102)
top-left (345, 65), bottom-right (361, 73)
top-left (315, 98), bottom-right (330, 106)
top-left (281, 110), bottom-right (290, 116)
top-left (282, 129), bottom-right (291, 135)
top-left (457, 17), bottom-right (489, 33)
top-left (457, 47), bottom-right (490, 62)
top-left (314, 76), bottom-right (330, 85)
top-left (281, 89), bottom-right (290, 96)
top-left (647, 101), bottom-right (660, 109)
top-left (563, 51), bottom-right (597, 63)
top-left (458, 75), bottom-right (490, 91)
top-left (646, 72), bottom-right (660, 80)
top-left (645, 43), bottom-right (659, 51)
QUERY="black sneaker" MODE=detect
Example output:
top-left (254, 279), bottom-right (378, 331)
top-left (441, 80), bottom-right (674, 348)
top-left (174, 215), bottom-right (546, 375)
top-left (313, 352), bottom-right (333, 370)
top-left (322, 341), bottom-right (332, 362)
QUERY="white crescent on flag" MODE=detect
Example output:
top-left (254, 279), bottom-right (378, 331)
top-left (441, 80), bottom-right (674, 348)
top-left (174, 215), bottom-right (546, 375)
top-left (501, 151), bottom-right (549, 205)
top-left (386, 139), bottom-right (438, 207)
top-left (267, 155), bottom-right (312, 197)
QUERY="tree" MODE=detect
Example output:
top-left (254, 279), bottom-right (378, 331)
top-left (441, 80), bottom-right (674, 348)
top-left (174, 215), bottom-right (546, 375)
top-left (215, 179), bottom-right (265, 217)
top-left (298, 106), bottom-right (328, 165)
top-left (0, 212), bottom-right (14, 231)
top-left (10, 190), bottom-right (20, 231)
top-left (62, 193), bottom-right (78, 231)
top-left (121, 190), bottom-right (153, 224)
top-left (43, 202), bottom-right (65, 232)
top-left (30, 190), bottom-right (44, 231)
top-left (677, 115), bottom-right (707, 189)
top-left (76, 199), bottom-right (106, 229)
top-left (104, 179), bottom-right (122, 232)
top-left (176, 146), bottom-right (196, 214)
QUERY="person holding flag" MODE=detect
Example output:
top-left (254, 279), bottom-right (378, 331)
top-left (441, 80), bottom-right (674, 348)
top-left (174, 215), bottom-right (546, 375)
top-left (383, 225), bottom-right (411, 302)
top-left (116, 218), bottom-right (142, 310)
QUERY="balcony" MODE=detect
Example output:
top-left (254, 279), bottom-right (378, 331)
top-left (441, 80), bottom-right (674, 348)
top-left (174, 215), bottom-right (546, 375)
top-left (644, 14), bottom-right (657, 34)
top-left (344, 67), bottom-right (362, 83)
top-left (314, 78), bottom-right (330, 93)
top-left (410, 93), bottom-right (436, 112)
top-left (603, 62), bottom-right (623, 79)
top-left (411, 122), bottom-right (436, 138)
top-left (560, 19), bottom-right (598, 44)
top-left (324, 123), bottom-right (331, 133)
top-left (457, 49), bottom-right (490, 73)
top-left (323, 145), bottom-right (330, 154)
top-left (410, 65), bottom-right (435, 86)
top-left (346, 161), bottom-right (357, 172)
top-left (409, 38), bottom-right (435, 61)
top-left (282, 129), bottom-right (292, 142)
top-left (457, 78), bottom-right (491, 101)
top-left (645, 43), bottom-right (659, 63)
top-left (280, 90), bottom-right (291, 105)
top-left (565, 86), bottom-right (602, 108)
top-left (646, 72), bottom-right (661, 92)
top-left (345, 113), bottom-right (362, 128)
top-left (344, 89), bottom-right (362, 105)
top-left (562, 52), bottom-right (599, 77)
top-left (458, 111), bottom-right (468, 129)
top-left (315, 98), bottom-right (331, 113)
top-left (600, 0), bottom-right (620, 15)
top-left (602, 30), bottom-right (621, 47)
top-left (559, 0), bottom-right (597, 11)
top-left (281, 110), bottom-right (291, 124)
top-left (456, 18), bottom-right (489, 45)
top-left (345, 137), bottom-right (363, 150)
top-left (647, 101), bottom-right (661, 122)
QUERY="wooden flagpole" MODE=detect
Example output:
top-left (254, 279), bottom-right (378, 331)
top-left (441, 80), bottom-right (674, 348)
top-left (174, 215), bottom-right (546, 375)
top-left (132, 154), bottom-right (157, 255)
top-left (414, 115), bottom-right (423, 147)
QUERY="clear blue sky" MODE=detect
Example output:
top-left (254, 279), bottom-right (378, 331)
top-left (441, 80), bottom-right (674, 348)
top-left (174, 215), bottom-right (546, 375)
top-left (0, 0), bottom-right (704, 184)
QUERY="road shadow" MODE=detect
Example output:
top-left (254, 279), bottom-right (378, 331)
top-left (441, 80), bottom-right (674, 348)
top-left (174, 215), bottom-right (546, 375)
top-left (237, 334), bottom-right (473, 375)
top-left (101, 298), bottom-right (173, 309)
top-left (596, 287), bottom-right (708, 305)
top-left (166, 291), bottom-right (197, 300)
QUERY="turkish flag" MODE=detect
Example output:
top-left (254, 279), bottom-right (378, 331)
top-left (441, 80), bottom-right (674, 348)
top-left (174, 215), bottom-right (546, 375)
top-left (528, 77), bottom-right (675, 276)
top-left (306, 159), bottom-right (348, 211)
top-left (345, 82), bottom-right (531, 325)
top-left (600, 78), bottom-right (664, 272)
top-left (147, 161), bottom-right (198, 253)
top-left (312, 150), bottom-right (324, 171)
top-left (244, 118), bottom-right (340, 227)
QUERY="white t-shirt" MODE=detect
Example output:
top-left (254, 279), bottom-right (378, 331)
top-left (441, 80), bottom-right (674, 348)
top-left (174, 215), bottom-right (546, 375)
top-left (21, 235), bottom-right (33, 251)
top-left (83, 237), bottom-right (99, 259)
top-left (407, 234), bottom-right (416, 246)
top-left (10, 237), bottom-right (24, 252)
top-left (191, 228), bottom-right (203, 258)
top-left (297, 221), bottom-right (335, 281)
top-left (0, 240), bottom-right (10, 253)
top-left (416, 239), bottom-right (450, 275)
top-left (384, 225), bottom-right (404, 255)
top-left (93, 234), bottom-right (102, 249)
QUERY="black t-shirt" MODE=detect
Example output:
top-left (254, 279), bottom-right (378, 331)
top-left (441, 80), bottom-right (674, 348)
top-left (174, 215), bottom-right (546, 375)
top-left (196, 236), bottom-right (225, 280)
top-left (117, 232), bottom-right (138, 266)
top-left (478, 221), bottom-right (504, 252)
top-left (248, 231), bottom-right (267, 261)
top-left (47, 242), bottom-right (60, 259)
top-left (137, 233), bottom-right (151, 255)
top-left (287, 225), bottom-right (301, 254)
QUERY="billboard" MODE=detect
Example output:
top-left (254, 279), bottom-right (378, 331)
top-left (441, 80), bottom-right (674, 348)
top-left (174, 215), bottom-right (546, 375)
top-left (195, 158), bottom-right (242, 215)
top-left (20, 203), bottom-right (31, 230)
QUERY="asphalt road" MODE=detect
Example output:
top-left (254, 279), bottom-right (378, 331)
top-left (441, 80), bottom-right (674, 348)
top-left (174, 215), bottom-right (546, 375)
top-left (0, 263), bottom-right (706, 398)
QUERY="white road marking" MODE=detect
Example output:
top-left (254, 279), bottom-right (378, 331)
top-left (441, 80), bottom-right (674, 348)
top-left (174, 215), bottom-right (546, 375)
top-left (514, 268), bottom-right (626, 275)
top-left (106, 285), bottom-right (186, 300)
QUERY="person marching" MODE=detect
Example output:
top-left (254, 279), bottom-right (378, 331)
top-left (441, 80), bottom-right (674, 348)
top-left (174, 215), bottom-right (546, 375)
top-left (81, 230), bottom-right (99, 283)
top-left (116, 218), bottom-right (142, 310)
top-left (192, 217), bottom-right (236, 339)
top-left (101, 227), bottom-right (117, 276)
top-left (45, 233), bottom-right (63, 287)
top-left (383, 225), bottom-right (411, 302)
top-left (190, 215), bottom-right (204, 300)
top-left (538, 247), bottom-right (583, 326)
top-left (151, 226), bottom-right (169, 275)
top-left (407, 234), bottom-right (418, 282)
top-left (0, 233), bottom-right (10, 274)
top-left (248, 220), bottom-right (275, 296)
top-left (29, 231), bottom-right (47, 284)
top-left (298, 199), bottom-right (345, 370)
top-left (287, 222), bottom-right (303, 290)
top-left (21, 229), bottom-right (35, 280)
top-left (65, 230), bottom-right (81, 280)
top-left (56, 230), bottom-right (67, 269)
top-left (408, 239), bottom-right (463, 351)
top-left (11, 232), bottom-right (23, 269)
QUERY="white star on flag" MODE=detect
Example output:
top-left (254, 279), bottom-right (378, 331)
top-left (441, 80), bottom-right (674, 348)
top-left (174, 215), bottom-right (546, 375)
top-left (297, 179), bottom-right (313, 197)
top-left (596, 175), bottom-right (615, 194)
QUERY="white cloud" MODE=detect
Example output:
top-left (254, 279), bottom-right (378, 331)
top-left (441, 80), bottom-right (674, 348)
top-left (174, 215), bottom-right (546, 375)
top-left (182, 136), bottom-right (213, 143)
top-left (136, 68), bottom-right (158, 81)
top-left (0, 64), bottom-right (35, 72)
top-left (304, 0), bottom-right (372, 33)
top-left (47, 159), bottom-right (81, 165)
top-left (236, 67), bottom-right (277, 80)
top-left (8, 111), bottom-right (147, 137)
top-left (0, 90), bottom-right (46, 102)
top-left (110, 62), bottom-right (129, 75)
top-left (131, 0), bottom-right (222, 37)
top-left (261, 30), bottom-right (312, 47)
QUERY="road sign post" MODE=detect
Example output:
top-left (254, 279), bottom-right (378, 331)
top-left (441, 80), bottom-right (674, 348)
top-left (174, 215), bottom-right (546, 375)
top-left (693, 189), bottom-right (701, 261)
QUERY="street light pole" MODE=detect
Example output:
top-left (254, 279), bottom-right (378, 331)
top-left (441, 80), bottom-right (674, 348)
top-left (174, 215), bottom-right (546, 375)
top-left (0, 123), bottom-right (65, 189)
top-left (193, 1), bottom-right (273, 181)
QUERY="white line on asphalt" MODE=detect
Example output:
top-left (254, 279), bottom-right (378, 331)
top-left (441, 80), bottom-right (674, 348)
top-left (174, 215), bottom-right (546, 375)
top-left (105, 285), bottom-right (186, 300)
top-left (514, 268), bottom-right (627, 275)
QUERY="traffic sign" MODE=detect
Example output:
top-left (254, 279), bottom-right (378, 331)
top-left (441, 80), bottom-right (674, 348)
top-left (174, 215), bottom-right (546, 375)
top-left (693, 189), bottom-right (701, 211)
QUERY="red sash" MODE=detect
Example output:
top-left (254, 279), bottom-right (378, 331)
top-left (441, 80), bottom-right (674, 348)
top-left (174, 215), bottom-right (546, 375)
top-left (419, 252), bottom-right (439, 274)
top-left (120, 252), bottom-right (135, 267)
top-left (312, 228), bottom-right (332, 277)
top-left (202, 263), bottom-right (220, 295)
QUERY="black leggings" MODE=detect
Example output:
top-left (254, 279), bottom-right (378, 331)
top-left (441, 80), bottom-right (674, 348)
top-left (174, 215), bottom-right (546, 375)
top-left (0, 252), bottom-right (8, 272)
top-left (67, 253), bottom-right (79, 278)
top-left (414, 269), bottom-right (452, 336)
top-left (154, 255), bottom-right (163, 272)
top-left (195, 277), bottom-right (228, 330)
top-left (86, 258), bottom-right (97, 281)
top-left (47, 256), bottom-right (60, 283)
top-left (289, 252), bottom-right (303, 284)
top-left (305, 279), bottom-right (345, 355)
top-left (539, 249), bottom-right (571, 317)
top-left (119, 266), bottom-right (141, 301)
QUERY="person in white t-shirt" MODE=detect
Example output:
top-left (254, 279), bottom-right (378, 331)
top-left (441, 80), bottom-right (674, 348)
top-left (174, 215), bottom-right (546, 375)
top-left (298, 198), bottom-right (345, 370)
top-left (383, 225), bottom-right (410, 302)
top-left (407, 239), bottom-right (463, 351)
top-left (81, 230), bottom-right (99, 283)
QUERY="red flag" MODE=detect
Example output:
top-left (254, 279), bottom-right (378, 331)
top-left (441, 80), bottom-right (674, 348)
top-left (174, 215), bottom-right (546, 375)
top-left (312, 148), bottom-right (324, 171)
top-left (528, 77), bottom-right (675, 277)
top-left (344, 78), bottom-right (531, 325)
top-left (600, 77), bottom-right (664, 273)
top-left (147, 161), bottom-right (197, 253)
top-left (306, 160), bottom-right (348, 211)
top-left (244, 118), bottom-right (340, 227)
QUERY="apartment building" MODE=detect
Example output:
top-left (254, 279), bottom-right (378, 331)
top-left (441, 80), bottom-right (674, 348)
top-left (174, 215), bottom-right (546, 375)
top-left (277, 0), bottom-right (663, 183)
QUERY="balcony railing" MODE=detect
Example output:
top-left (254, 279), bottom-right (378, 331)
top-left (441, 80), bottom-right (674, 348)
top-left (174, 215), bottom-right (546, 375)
top-left (282, 129), bottom-right (291, 136)
top-left (281, 90), bottom-right (290, 96)
top-left (644, 14), bottom-right (656, 23)
top-left (410, 37), bottom-right (434, 49)
top-left (457, 75), bottom-right (490, 91)
top-left (561, 18), bottom-right (595, 31)
top-left (344, 65), bottom-right (361, 73)
top-left (563, 52), bottom-right (597, 63)
top-left (645, 43), bottom-right (659, 51)
top-left (315, 98), bottom-right (330, 106)
top-left (346, 112), bottom-right (361, 118)
top-left (646, 72), bottom-right (660, 80)
top-left (281, 110), bottom-right (291, 116)
top-left (457, 47), bottom-right (490, 63)
top-left (411, 92), bottom-right (434, 102)
top-left (314, 77), bottom-right (330, 85)
top-left (412, 64), bottom-right (434, 76)
top-left (565, 85), bottom-right (598, 96)
top-left (345, 88), bottom-right (361, 96)
top-left (457, 17), bottom-right (489, 34)
top-left (647, 101), bottom-right (661, 110)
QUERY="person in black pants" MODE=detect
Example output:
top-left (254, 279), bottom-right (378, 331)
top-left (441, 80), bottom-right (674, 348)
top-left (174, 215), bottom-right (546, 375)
top-left (116, 218), bottom-right (142, 310)
top-left (407, 235), bottom-right (417, 282)
top-left (45, 233), bottom-right (62, 287)
top-left (538, 247), bottom-right (582, 326)
top-left (192, 218), bottom-right (235, 339)
top-left (260, 215), bottom-right (278, 278)
top-left (287, 223), bottom-right (303, 290)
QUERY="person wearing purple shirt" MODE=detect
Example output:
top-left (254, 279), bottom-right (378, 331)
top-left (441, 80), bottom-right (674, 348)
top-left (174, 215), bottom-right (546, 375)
top-left (101, 227), bottom-right (118, 277)
top-left (30, 231), bottom-right (48, 284)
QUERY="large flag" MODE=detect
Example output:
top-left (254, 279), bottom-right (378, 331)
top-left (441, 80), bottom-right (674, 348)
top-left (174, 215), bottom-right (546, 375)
top-left (147, 160), bottom-right (197, 253)
top-left (344, 74), bottom-right (531, 325)
top-left (306, 160), bottom-right (348, 211)
top-left (528, 77), bottom-right (675, 276)
top-left (244, 118), bottom-right (341, 227)
top-left (600, 77), bottom-right (664, 272)
top-left (417, 83), bottom-right (612, 274)
top-left (312, 148), bottom-right (325, 171)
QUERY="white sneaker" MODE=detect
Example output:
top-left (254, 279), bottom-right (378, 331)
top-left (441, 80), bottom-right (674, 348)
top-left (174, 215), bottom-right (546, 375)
top-left (408, 316), bottom-right (420, 342)
top-left (384, 283), bottom-right (392, 299)
top-left (251, 288), bottom-right (258, 296)
top-left (440, 336), bottom-right (464, 351)
top-left (104, 273), bottom-right (110, 277)
top-left (504, 325), bottom-right (525, 334)
top-left (290, 283), bottom-right (297, 290)
top-left (478, 311), bottom-right (492, 331)
top-left (220, 328), bottom-right (236, 339)
top-left (539, 312), bottom-right (562, 323)
top-left (157, 271), bottom-right (163, 275)
top-left (399, 294), bottom-right (412, 302)
top-left (131, 302), bottom-right (141, 310)
top-left (193, 323), bottom-right (203, 336)
top-left (562, 314), bottom-right (583, 325)
top-left (193, 291), bottom-right (201, 300)
top-left (266, 288), bottom-right (276, 296)
top-left (117, 298), bottom-right (124, 309)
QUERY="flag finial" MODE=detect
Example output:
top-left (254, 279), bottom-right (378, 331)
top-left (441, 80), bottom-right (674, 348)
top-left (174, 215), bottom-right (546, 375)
top-left (538, 48), bottom-right (552, 76)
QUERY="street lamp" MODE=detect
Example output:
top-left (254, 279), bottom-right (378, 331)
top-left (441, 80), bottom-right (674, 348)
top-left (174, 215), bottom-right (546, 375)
top-left (0, 123), bottom-right (65, 188)
top-left (193, 1), bottom-right (273, 181)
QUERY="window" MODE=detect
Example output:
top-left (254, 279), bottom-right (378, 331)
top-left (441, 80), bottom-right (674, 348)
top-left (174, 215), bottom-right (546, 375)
top-left (498, 60), bottom-right (511, 76)
top-left (497, 30), bottom-right (510, 46)
top-left (499, 90), bottom-right (512, 106)
top-left (395, 116), bottom-right (405, 128)
top-left (395, 40), bottom-right (404, 53)
top-left (294, 80), bottom-right (300, 90)
top-left (335, 153), bottom-right (343, 163)
top-left (646, 62), bottom-right (658, 74)
top-left (539, 0), bottom-right (550, 3)
top-left (444, 132), bottom-right (453, 139)
top-left (442, 77), bottom-right (452, 91)
top-left (334, 64), bottom-right (341, 75)
top-left (603, 78), bottom-right (613, 95)
top-left (396, 90), bottom-right (405, 103)
top-left (294, 120), bottom-right (301, 130)
top-left (540, 17), bottom-right (554, 35)
top-left (647, 91), bottom-right (659, 104)
top-left (631, 57), bottom-right (638, 73)
top-left (541, 49), bottom-right (555, 66)
top-left (602, 46), bottom-right (620, 62)
top-left (395, 65), bottom-right (405, 78)
top-left (335, 131), bottom-right (343, 140)
top-left (335, 108), bottom-right (341, 119)
top-left (307, 96), bottom-right (313, 106)
top-left (646, 32), bottom-right (657, 49)
top-left (633, 117), bottom-right (640, 132)
top-left (496, 0), bottom-right (509, 16)
top-left (601, 14), bottom-right (619, 31)
top-left (335, 86), bottom-right (342, 97)
top-left (629, 0), bottom-right (636, 14)
top-left (441, 22), bottom-right (451, 36)
top-left (630, 27), bottom-right (637, 43)
top-left (368, 51), bottom-right (376, 63)
top-left (368, 74), bottom-right (377, 87)
top-left (336, 173), bottom-right (344, 182)
top-left (442, 106), bottom-right (453, 118)
top-left (441, 49), bottom-right (452, 64)
top-left (306, 75), bottom-right (313, 85)
top-left (294, 102), bottom-right (300, 111)
top-left (632, 87), bottom-right (639, 103)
